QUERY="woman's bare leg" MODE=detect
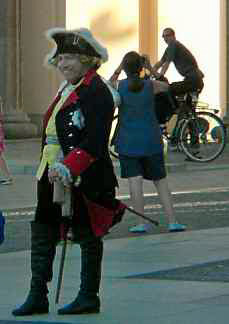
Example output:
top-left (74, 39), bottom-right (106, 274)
top-left (0, 153), bottom-right (12, 179)
top-left (128, 175), bottom-right (152, 232)
top-left (128, 175), bottom-right (144, 215)
top-left (153, 177), bottom-right (176, 224)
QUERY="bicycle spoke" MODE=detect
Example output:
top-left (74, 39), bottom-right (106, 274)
top-left (180, 111), bottom-right (226, 162)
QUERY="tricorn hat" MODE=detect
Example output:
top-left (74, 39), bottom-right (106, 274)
top-left (45, 27), bottom-right (108, 66)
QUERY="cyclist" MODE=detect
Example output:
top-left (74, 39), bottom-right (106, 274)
top-left (143, 28), bottom-right (205, 151)
top-left (148, 27), bottom-right (204, 97)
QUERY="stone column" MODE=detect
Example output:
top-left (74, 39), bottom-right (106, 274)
top-left (0, 0), bottom-right (37, 138)
top-left (139, 0), bottom-right (158, 62)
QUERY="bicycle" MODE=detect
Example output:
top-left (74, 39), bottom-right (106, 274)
top-left (164, 92), bottom-right (226, 162)
top-left (109, 91), bottom-right (227, 162)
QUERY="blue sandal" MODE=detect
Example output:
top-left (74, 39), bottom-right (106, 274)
top-left (168, 223), bottom-right (186, 232)
top-left (129, 224), bottom-right (152, 233)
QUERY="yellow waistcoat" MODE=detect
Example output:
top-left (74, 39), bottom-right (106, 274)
top-left (36, 79), bottom-right (83, 180)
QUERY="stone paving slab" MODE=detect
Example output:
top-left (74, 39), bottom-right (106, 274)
top-left (127, 259), bottom-right (229, 282)
top-left (2, 228), bottom-right (229, 323)
top-left (0, 322), bottom-right (74, 324)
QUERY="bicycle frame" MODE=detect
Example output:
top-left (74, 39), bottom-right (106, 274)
top-left (109, 88), bottom-right (226, 162)
top-left (163, 92), bottom-right (223, 141)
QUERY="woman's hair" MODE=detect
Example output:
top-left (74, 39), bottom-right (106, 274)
top-left (122, 51), bottom-right (144, 92)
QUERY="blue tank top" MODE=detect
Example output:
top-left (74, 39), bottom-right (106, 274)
top-left (114, 79), bottom-right (162, 156)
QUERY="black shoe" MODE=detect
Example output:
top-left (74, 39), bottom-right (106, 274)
top-left (12, 294), bottom-right (49, 316)
top-left (58, 295), bottom-right (100, 315)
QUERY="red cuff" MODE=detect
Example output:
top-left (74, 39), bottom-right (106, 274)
top-left (63, 148), bottom-right (95, 176)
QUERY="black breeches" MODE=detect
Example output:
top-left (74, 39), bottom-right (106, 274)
top-left (34, 168), bottom-right (116, 243)
top-left (170, 77), bottom-right (204, 97)
top-left (34, 183), bottom-right (93, 242)
top-left (35, 170), bottom-right (62, 226)
top-left (34, 168), bottom-right (91, 227)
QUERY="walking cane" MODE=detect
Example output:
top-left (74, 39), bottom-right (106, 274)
top-left (53, 182), bottom-right (158, 304)
top-left (125, 206), bottom-right (159, 226)
top-left (53, 181), bottom-right (72, 304)
top-left (55, 220), bottom-right (70, 304)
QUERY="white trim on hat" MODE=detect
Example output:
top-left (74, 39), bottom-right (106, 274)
top-left (45, 27), bottom-right (108, 66)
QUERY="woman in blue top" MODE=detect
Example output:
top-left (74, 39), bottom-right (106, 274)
top-left (111, 51), bottom-right (186, 233)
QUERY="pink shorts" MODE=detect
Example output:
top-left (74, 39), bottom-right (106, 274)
top-left (0, 122), bottom-right (5, 154)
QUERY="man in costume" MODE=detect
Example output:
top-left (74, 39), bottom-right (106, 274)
top-left (12, 27), bottom-right (123, 316)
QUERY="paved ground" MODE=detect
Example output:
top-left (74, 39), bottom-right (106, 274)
top-left (2, 228), bottom-right (229, 324)
top-left (1, 139), bottom-right (229, 323)
top-left (2, 138), bottom-right (229, 211)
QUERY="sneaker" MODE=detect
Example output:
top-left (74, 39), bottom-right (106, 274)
top-left (168, 223), bottom-right (186, 232)
top-left (0, 178), bottom-right (13, 185)
top-left (129, 224), bottom-right (152, 233)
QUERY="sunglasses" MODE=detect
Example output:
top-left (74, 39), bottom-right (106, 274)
top-left (162, 33), bottom-right (172, 38)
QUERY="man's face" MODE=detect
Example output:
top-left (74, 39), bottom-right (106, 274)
top-left (162, 30), bottom-right (175, 45)
top-left (57, 53), bottom-right (85, 82)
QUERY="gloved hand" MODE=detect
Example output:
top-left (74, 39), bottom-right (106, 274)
top-left (49, 162), bottom-right (81, 187)
top-left (48, 162), bottom-right (73, 187)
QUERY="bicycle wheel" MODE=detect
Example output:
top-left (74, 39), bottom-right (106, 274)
top-left (109, 112), bottom-right (119, 159)
top-left (180, 111), bottom-right (226, 162)
top-left (169, 117), bottom-right (185, 152)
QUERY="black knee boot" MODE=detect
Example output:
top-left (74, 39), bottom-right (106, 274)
top-left (12, 221), bottom-right (59, 316)
top-left (58, 238), bottom-right (103, 315)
